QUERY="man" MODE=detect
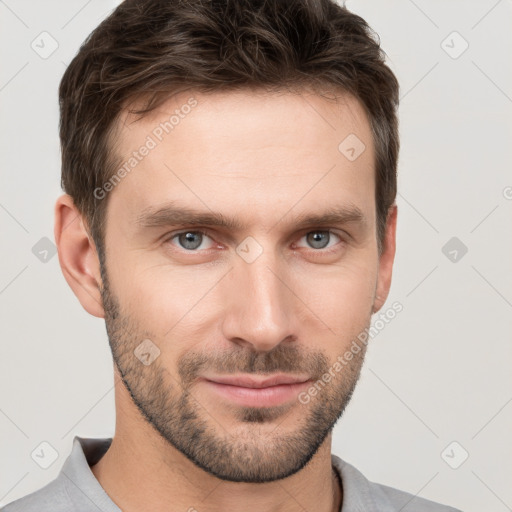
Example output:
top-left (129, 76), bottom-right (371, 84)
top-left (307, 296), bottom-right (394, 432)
top-left (2, 0), bottom-right (462, 510)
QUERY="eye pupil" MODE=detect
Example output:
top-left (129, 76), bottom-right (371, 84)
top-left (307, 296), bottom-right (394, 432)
top-left (307, 231), bottom-right (330, 249)
top-left (179, 231), bottom-right (202, 250)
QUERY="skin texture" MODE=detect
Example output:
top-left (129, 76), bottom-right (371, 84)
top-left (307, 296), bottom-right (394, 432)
top-left (54, 88), bottom-right (397, 512)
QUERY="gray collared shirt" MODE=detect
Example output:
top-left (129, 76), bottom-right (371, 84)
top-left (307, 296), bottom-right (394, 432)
top-left (1, 437), bottom-right (462, 512)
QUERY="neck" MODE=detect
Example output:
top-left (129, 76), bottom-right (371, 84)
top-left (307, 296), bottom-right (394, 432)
top-left (91, 420), bottom-right (342, 512)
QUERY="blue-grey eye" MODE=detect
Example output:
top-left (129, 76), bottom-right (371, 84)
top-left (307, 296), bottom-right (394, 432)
top-left (306, 231), bottom-right (332, 249)
top-left (177, 231), bottom-right (205, 250)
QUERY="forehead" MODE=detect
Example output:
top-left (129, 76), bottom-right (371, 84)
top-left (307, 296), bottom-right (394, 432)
top-left (108, 88), bottom-right (375, 233)
top-left (118, 88), bottom-right (372, 154)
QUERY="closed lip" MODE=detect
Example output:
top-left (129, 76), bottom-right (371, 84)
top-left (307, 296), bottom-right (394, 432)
top-left (202, 374), bottom-right (311, 389)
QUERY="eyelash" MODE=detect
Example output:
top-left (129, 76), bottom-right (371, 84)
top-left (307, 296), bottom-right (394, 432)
top-left (163, 229), bottom-right (346, 255)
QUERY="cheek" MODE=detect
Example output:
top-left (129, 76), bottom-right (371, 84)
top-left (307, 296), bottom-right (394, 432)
top-left (294, 257), bottom-right (378, 344)
top-left (111, 263), bottom-right (221, 339)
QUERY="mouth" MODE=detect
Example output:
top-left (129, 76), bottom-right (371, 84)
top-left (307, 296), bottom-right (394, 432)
top-left (200, 374), bottom-right (312, 408)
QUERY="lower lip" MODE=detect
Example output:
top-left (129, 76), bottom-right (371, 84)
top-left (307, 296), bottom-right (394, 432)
top-left (202, 380), bottom-right (311, 407)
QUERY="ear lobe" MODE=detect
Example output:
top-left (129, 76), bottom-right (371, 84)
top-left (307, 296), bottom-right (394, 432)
top-left (373, 204), bottom-right (397, 314)
top-left (54, 194), bottom-right (105, 318)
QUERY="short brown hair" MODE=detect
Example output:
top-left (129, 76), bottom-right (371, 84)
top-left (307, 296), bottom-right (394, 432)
top-left (59, 0), bottom-right (399, 261)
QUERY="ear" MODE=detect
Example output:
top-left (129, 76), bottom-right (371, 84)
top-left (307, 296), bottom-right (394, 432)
top-left (373, 204), bottom-right (397, 313)
top-left (54, 194), bottom-right (105, 318)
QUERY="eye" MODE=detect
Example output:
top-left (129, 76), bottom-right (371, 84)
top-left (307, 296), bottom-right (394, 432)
top-left (164, 229), bottom-right (344, 254)
top-left (166, 230), bottom-right (215, 251)
top-left (295, 230), bottom-right (343, 251)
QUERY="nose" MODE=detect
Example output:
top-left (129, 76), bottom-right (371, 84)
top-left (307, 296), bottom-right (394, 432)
top-left (221, 249), bottom-right (297, 353)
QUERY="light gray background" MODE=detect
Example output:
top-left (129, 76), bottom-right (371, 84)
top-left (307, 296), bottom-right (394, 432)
top-left (1, 1), bottom-right (511, 511)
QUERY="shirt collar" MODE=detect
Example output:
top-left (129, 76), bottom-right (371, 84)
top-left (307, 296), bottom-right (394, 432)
top-left (60, 436), bottom-right (121, 512)
top-left (332, 454), bottom-right (396, 511)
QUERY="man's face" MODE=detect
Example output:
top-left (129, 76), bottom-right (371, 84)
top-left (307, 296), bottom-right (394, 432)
top-left (99, 89), bottom-right (385, 482)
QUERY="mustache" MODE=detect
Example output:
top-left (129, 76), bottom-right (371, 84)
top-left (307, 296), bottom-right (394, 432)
top-left (177, 344), bottom-right (329, 385)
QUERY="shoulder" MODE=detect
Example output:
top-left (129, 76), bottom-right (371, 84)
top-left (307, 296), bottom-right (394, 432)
top-left (376, 481), bottom-right (463, 512)
top-left (0, 477), bottom-right (72, 512)
top-left (1, 436), bottom-right (118, 512)
top-left (331, 454), bottom-right (463, 512)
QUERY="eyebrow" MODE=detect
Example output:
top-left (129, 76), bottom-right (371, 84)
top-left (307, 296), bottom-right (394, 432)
top-left (135, 201), bottom-right (366, 232)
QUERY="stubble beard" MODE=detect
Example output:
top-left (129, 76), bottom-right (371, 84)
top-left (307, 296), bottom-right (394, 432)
top-left (100, 267), bottom-right (368, 483)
